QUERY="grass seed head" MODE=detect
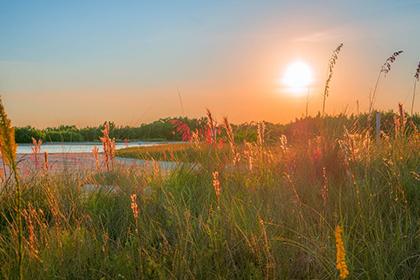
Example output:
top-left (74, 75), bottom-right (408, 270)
top-left (212, 171), bottom-right (221, 202)
top-left (130, 194), bottom-right (139, 219)
top-left (44, 151), bottom-right (49, 171)
top-left (335, 225), bottom-right (349, 279)
top-left (381, 50), bottom-right (403, 75)
top-left (415, 61), bottom-right (420, 81)
top-left (0, 97), bottom-right (17, 166)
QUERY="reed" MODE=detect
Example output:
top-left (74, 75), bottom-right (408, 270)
top-left (212, 171), bottom-right (221, 204)
top-left (321, 166), bottom-right (328, 209)
top-left (31, 138), bottom-right (42, 169)
top-left (0, 97), bottom-right (22, 279)
top-left (43, 151), bottom-right (49, 172)
top-left (369, 50), bottom-right (403, 113)
top-left (21, 204), bottom-right (39, 260)
top-left (411, 61), bottom-right (420, 115)
top-left (335, 225), bottom-right (349, 279)
top-left (129, 193), bottom-right (142, 277)
top-left (92, 146), bottom-right (100, 170)
top-left (206, 109), bottom-right (218, 144)
top-left (223, 117), bottom-right (240, 164)
top-left (223, 117), bottom-right (235, 150)
top-left (322, 43), bottom-right (344, 115)
top-left (100, 122), bottom-right (116, 171)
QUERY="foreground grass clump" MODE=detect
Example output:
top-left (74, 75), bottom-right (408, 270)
top-left (1, 118), bottom-right (420, 279)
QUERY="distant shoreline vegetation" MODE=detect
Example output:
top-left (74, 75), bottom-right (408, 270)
top-left (14, 112), bottom-right (420, 144)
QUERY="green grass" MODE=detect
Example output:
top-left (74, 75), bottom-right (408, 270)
top-left (116, 143), bottom-right (194, 161)
top-left (116, 142), bottom-right (232, 166)
top-left (0, 123), bottom-right (419, 279)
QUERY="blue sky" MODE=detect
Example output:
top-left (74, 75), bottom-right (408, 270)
top-left (1, 1), bottom-right (419, 126)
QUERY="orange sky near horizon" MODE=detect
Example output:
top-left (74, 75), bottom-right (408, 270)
top-left (1, 1), bottom-right (419, 128)
top-left (4, 41), bottom-right (417, 128)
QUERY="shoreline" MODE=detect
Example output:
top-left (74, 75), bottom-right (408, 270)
top-left (0, 152), bottom-right (180, 176)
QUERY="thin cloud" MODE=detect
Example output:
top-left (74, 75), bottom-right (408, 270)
top-left (293, 31), bottom-right (336, 43)
top-left (293, 24), bottom-right (364, 43)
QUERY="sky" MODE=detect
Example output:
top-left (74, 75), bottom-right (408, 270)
top-left (1, 0), bottom-right (419, 127)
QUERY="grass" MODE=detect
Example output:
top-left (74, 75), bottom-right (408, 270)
top-left (116, 142), bottom-right (232, 165)
top-left (0, 112), bottom-right (419, 279)
top-left (116, 143), bottom-right (193, 161)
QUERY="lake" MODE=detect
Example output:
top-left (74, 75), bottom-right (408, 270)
top-left (16, 141), bottom-right (161, 154)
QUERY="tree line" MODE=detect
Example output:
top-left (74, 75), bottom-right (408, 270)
top-left (14, 112), bottom-right (419, 144)
top-left (14, 117), bottom-right (206, 143)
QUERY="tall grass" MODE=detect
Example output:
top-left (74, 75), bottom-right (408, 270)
top-left (411, 61), bottom-right (420, 115)
top-left (0, 97), bottom-right (22, 279)
top-left (369, 51), bottom-right (403, 113)
top-left (322, 43), bottom-right (344, 116)
top-left (0, 105), bottom-right (419, 279)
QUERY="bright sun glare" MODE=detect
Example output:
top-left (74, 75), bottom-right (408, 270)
top-left (281, 61), bottom-right (313, 95)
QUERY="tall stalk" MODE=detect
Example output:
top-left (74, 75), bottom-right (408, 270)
top-left (411, 61), bottom-right (420, 115)
top-left (12, 161), bottom-right (22, 279)
top-left (369, 50), bottom-right (403, 114)
top-left (369, 71), bottom-right (382, 114)
top-left (305, 87), bottom-right (310, 118)
top-left (0, 96), bottom-right (22, 279)
top-left (322, 43), bottom-right (344, 116)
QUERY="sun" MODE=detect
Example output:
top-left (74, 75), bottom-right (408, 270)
top-left (281, 61), bottom-right (313, 95)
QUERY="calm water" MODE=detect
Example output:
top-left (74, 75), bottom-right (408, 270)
top-left (16, 141), bottom-right (161, 154)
